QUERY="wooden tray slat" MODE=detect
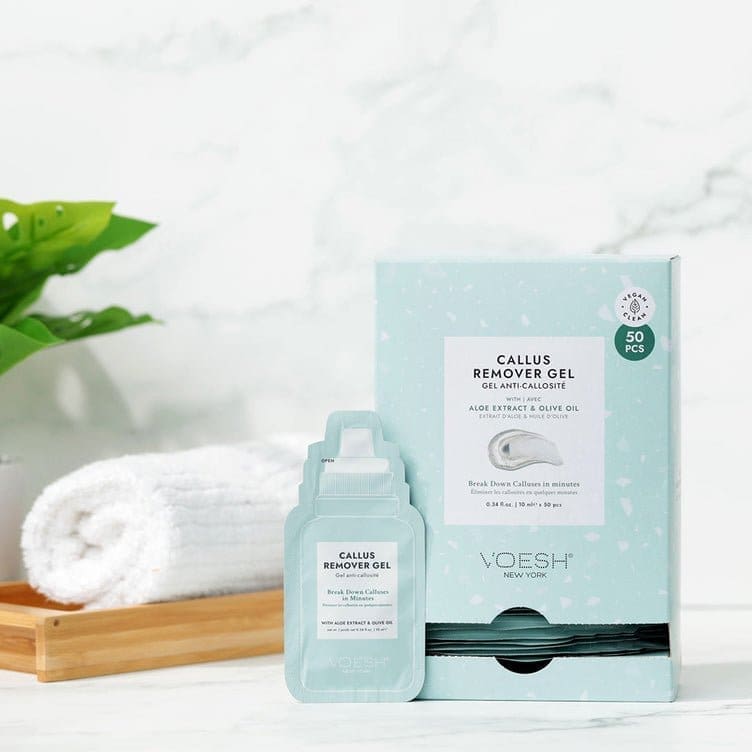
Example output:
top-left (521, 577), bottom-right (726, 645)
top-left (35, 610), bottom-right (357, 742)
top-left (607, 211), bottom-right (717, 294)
top-left (0, 581), bottom-right (283, 682)
top-left (0, 582), bottom-right (80, 610)
top-left (0, 622), bottom-right (37, 673)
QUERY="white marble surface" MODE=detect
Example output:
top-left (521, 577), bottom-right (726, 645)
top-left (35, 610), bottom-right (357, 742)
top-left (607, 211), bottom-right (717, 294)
top-left (0, 606), bottom-right (749, 750)
top-left (1, 1), bottom-right (751, 604)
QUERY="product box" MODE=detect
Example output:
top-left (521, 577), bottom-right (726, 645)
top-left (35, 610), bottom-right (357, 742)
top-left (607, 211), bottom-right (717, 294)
top-left (375, 258), bottom-right (680, 701)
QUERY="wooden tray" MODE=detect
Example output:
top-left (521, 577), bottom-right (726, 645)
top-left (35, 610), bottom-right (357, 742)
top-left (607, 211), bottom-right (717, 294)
top-left (0, 581), bottom-right (283, 682)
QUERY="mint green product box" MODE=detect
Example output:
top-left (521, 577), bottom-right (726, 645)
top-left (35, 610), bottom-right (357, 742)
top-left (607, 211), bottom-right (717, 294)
top-left (375, 257), bottom-right (680, 701)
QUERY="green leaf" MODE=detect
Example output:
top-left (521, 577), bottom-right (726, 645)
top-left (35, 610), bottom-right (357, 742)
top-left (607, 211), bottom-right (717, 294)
top-left (75, 213), bottom-right (156, 255)
top-left (0, 200), bottom-right (114, 261)
top-left (29, 307), bottom-right (157, 341)
top-left (0, 282), bottom-right (45, 325)
top-left (0, 318), bottom-right (62, 376)
top-left (0, 307), bottom-right (156, 376)
top-left (0, 199), bottom-right (156, 322)
top-left (46, 213), bottom-right (157, 280)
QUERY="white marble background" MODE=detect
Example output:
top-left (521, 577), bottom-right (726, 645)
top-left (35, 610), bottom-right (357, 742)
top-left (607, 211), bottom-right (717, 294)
top-left (1, 1), bottom-right (750, 605)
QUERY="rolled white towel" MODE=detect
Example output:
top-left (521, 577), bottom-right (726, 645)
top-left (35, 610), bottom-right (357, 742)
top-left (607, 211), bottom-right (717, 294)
top-left (21, 437), bottom-right (308, 609)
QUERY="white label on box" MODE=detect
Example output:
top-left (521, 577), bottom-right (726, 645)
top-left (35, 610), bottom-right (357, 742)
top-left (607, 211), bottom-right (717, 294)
top-left (443, 337), bottom-right (605, 526)
top-left (317, 542), bottom-right (398, 639)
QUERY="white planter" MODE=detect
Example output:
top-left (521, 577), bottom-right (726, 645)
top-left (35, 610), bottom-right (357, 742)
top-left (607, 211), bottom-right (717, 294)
top-left (0, 457), bottom-right (25, 580)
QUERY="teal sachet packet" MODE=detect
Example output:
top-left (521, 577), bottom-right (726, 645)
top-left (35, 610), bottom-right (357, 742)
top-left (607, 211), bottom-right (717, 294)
top-left (426, 608), bottom-right (669, 661)
top-left (284, 411), bottom-right (426, 702)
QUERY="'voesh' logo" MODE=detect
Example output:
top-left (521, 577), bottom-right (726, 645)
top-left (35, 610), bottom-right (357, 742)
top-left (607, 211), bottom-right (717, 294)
top-left (328, 656), bottom-right (389, 673)
top-left (480, 551), bottom-right (573, 579)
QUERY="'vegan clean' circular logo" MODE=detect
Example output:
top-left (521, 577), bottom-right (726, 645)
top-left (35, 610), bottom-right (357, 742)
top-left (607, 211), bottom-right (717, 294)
top-left (614, 286), bottom-right (655, 327)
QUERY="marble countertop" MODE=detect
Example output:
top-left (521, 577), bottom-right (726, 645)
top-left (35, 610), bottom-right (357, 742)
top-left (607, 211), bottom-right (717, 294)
top-left (0, 606), bottom-right (749, 750)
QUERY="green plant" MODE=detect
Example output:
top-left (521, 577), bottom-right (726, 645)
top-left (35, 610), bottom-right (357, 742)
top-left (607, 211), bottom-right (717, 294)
top-left (0, 199), bottom-right (157, 376)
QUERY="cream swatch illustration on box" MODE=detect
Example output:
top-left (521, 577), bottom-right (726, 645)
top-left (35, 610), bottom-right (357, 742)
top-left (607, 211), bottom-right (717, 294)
top-left (487, 429), bottom-right (563, 471)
